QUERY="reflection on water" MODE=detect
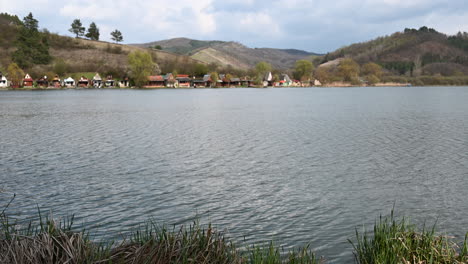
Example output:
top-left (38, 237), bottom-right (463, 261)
top-left (1, 87), bottom-right (467, 263)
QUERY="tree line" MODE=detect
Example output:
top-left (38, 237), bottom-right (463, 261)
top-left (69, 18), bottom-right (123, 43)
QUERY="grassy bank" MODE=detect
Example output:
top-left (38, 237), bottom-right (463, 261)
top-left (0, 198), bottom-right (466, 263)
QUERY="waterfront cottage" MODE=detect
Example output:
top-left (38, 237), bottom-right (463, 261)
top-left (164, 73), bottom-right (176, 87)
top-left (146, 75), bottom-right (165, 88)
top-left (176, 74), bottom-right (191, 88)
top-left (314, 79), bottom-right (322, 86)
top-left (119, 76), bottom-right (130, 88)
top-left (78, 76), bottom-right (90, 88)
top-left (230, 77), bottom-right (241, 87)
top-left (92, 73), bottom-right (102, 88)
top-left (63, 77), bottom-right (76, 88)
top-left (105, 75), bottom-right (115, 87)
top-left (23, 74), bottom-right (34, 88)
top-left (263, 72), bottom-right (273, 87)
top-left (279, 74), bottom-right (292, 87)
top-left (203, 74), bottom-right (212, 87)
top-left (36, 76), bottom-right (49, 88)
top-left (240, 77), bottom-right (252, 87)
top-left (51, 75), bottom-right (61, 88)
top-left (0, 72), bottom-right (7, 88)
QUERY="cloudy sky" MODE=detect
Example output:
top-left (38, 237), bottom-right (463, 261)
top-left (1, 0), bottom-right (467, 53)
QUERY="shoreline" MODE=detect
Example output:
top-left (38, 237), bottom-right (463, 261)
top-left (1, 208), bottom-right (466, 263)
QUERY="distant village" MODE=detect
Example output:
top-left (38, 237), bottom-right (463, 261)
top-left (0, 72), bottom-right (322, 89)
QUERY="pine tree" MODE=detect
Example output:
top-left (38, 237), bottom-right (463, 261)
top-left (110, 30), bottom-right (123, 43)
top-left (69, 19), bottom-right (85, 38)
top-left (85, 22), bottom-right (100, 41)
top-left (12, 13), bottom-right (51, 68)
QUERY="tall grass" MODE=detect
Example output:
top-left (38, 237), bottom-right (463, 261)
top-left (0, 195), bottom-right (320, 263)
top-left (350, 210), bottom-right (468, 264)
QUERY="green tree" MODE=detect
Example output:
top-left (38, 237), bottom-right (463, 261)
top-left (7, 62), bottom-right (25, 87)
top-left (12, 13), bottom-right (51, 68)
top-left (23, 13), bottom-right (38, 32)
top-left (315, 67), bottom-right (332, 84)
top-left (85, 22), bottom-right (99, 41)
top-left (366, 74), bottom-right (380, 86)
top-left (362, 62), bottom-right (383, 78)
top-left (193, 63), bottom-right (209, 77)
top-left (294, 60), bottom-right (315, 81)
top-left (110, 29), bottom-right (123, 43)
top-left (128, 51), bottom-right (157, 87)
top-left (69, 19), bottom-right (85, 38)
top-left (338, 58), bottom-right (360, 82)
top-left (255, 61), bottom-right (272, 76)
top-left (210, 72), bottom-right (218, 87)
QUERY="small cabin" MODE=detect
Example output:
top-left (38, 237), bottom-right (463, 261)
top-left (263, 72), bottom-right (273, 87)
top-left (119, 76), bottom-right (130, 88)
top-left (278, 74), bottom-right (292, 87)
top-left (230, 77), bottom-right (241, 87)
top-left (0, 72), bottom-right (7, 88)
top-left (23, 73), bottom-right (34, 88)
top-left (164, 73), bottom-right (176, 87)
top-left (203, 74), bottom-right (213, 87)
top-left (146, 75), bottom-right (165, 88)
top-left (92, 73), bottom-right (102, 88)
top-left (105, 75), bottom-right (115, 87)
top-left (51, 75), bottom-right (61, 88)
top-left (175, 74), bottom-right (191, 88)
top-left (36, 76), bottom-right (49, 88)
top-left (78, 76), bottom-right (90, 88)
top-left (63, 77), bottom-right (76, 88)
top-left (240, 77), bottom-right (251, 87)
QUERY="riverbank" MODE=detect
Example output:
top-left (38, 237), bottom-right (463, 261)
top-left (1, 206), bottom-right (466, 263)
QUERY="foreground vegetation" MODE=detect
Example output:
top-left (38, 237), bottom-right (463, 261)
top-left (1, 195), bottom-right (466, 264)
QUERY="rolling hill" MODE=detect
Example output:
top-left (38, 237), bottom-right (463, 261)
top-left (133, 38), bottom-right (319, 70)
top-left (317, 27), bottom-right (468, 76)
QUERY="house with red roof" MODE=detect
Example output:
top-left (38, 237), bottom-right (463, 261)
top-left (78, 76), bottom-right (90, 88)
top-left (23, 74), bottom-right (34, 88)
top-left (146, 75), bottom-right (166, 88)
top-left (175, 74), bottom-right (191, 88)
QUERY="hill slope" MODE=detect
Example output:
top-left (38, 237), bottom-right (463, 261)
top-left (0, 14), bottom-right (205, 77)
top-left (134, 38), bottom-right (319, 70)
top-left (318, 27), bottom-right (468, 76)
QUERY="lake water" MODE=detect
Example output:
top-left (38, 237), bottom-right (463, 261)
top-left (1, 87), bottom-right (467, 263)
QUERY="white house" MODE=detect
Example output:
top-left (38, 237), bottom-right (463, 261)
top-left (63, 77), bottom-right (76, 88)
top-left (105, 75), bottom-right (115, 87)
top-left (0, 72), bottom-right (8, 88)
top-left (92, 73), bottom-right (102, 88)
top-left (263, 72), bottom-right (273, 87)
top-left (119, 77), bottom-right (130, 88)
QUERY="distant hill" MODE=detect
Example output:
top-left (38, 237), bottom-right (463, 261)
top-left (318, 27), bottom-right (468, 76)
top-left (133, 38), bottom-right (320, 70)
top-left (0, 14), bottom-right (206, 78)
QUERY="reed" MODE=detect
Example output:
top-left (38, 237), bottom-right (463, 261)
top-left (0, 198), bottom-right (320, 263)
top-left (349, 210), bottom-right (468, 264)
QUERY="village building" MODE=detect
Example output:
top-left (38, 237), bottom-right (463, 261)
top-left (0, 72), bottom-right (8, 88)
top-left (278, 74), bottom-right (292, 87)
top-left (230, 77), bottom-right (241, 87)
top-left (36, 76), bottom-right (49, 88)
top-left (263, 72), bottom-right (273, 87)
top-left (51, 76), bottom-right (61, 88)
top-left (105, 76), bottom-right (115, 87)
top-left (92, 73), bottom-right (102, 88)
top-left (314, 79), bottom-right (322, 86)
top-left (240, 77), bottom-right (252, 87)
top-left (164, 73), bottom-right (176, 87)
top-left (175, 74), bottom-right (191, 88)
top-left (78, 76), bottom-right (90, 88)
top-left (23, 74), bottom-right (34, 88)
top-left (119, 76), bottom-right (130, 88)
top-left (63, 77), bottom-right (76, 88)
top-left (146, 75), bottom-right (165, 88)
